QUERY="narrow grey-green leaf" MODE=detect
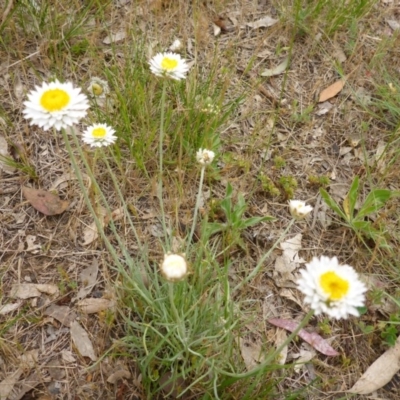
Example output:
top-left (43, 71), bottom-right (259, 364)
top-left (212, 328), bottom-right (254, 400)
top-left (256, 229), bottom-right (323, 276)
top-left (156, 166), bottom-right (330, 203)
top-left (357, 189), bottom-right (391, 219)
top-left (320, 188), bottom-right (348, 221)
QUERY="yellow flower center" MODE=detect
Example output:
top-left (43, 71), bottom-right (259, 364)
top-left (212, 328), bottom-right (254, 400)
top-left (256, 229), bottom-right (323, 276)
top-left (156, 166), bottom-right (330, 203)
top-left (161, 57), bottom-right (178, 71)
top-left (91, 83), bottom-right (103, 96)
top-left (91, 127), bottom-right (107, 138)
top-left (320, 271), bottom-right (349, 300)
top-left (40, 88), bottom-right (70, 112)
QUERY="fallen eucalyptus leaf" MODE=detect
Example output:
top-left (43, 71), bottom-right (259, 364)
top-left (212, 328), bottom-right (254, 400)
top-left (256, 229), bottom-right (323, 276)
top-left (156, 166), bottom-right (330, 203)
top-left (11, 283), bottom-right (59, 299)
top-left (261, 56), bottom-right (289, 77)
top-left (0, 134), bottom-right (15, 174)
top-left (107, 368), bottom-right (131, 384)
top-left (239, 338), bottom-right (265, 371)
top-left (0, 369), bottom-right (22, 399)
top-left (22, 186), bottom-right (69, 216)
top-left (273, 233), bottom-right (305, 288)
top-left (11, 283), bottom-right (41, 299)
top-left (73, 259), bottom-right (99, 301)
top-left (44, 304), bottom-right (76, 327)
top-left (77, 298), bottom-right (115, 314)
top-left (0, 301), bottom-right (23, 315)
top-left (70, 320), bottom-right (97, 361)
top-left (348, 335), bottom-right (400, 394)
top-left (268, 318), bottom-right (339, 356)
top-left (82, 207), bottom-right (124, 246)
top-left (103, 30), bottom-right (126, 44)
top-left (61, 350), bottom-right (76, 364)
top-left (246, 16), bottom-right (278, 29)
top-left (318, 79), bottom-right (345, 102)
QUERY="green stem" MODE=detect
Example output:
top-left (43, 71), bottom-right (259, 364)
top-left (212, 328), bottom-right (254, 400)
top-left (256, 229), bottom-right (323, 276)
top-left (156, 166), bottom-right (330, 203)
top-left (61, 128), bottom-right (152, 304)
top-left (168, 282), bottom-right (185, 342)
top-left (232, 219), bottom-right (296, 293)
top-left (158, 81), bottom-right (169, 249)
top-left (186, 165), bottom-right (205, 253)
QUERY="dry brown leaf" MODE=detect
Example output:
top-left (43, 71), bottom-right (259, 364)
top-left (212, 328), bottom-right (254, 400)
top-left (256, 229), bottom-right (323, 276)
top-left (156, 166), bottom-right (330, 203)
top-left (70, 320), bottom-right (97, 361)
top-left (0, 369), bottom-right (22, 400)
top-left (10, 283), bottom-right (59, 299)
top-left (11, 371), bottom-right (49, 400)
top-left (25, 235), bottom-right (41, 253)
top-left (315, 101), bottom-right (334, 116)
top-left (82, 207), bottom-right (125, 246)
top-left (11, 283), bottom-right (41, 299)
top-left (273, 234), bottom-right (305, 287)
top-left (35, 284), bottom-right (59, 296)
top-left (274, 329), bottom-right (288, 365)
top-left (107, 368), bottom-right (131, 384)
top-left (386, 19), bottom-right (400, 31)
top-left (22, 186), bottom-right (69, 216)
top-left (82, 220), bottom-right (102, 245)
top-left (77, 298), bottom-right (115, 314)
top-left (260, 56), bottom-right (289, 77)
top-left (50, 172), bottom-right (91, 191)
top-left (348, 335), bottom-right (400, 394)
top-left (246, 16), bottom-right (278, 29)
top-left (44, 304), bottom-right (76, 327)
top-left (0, 301), bottom-right (22, 315)
top-left (13, 73), bottom-right (24, 101)
top-left (318, 79), bottom-right (345, 102)
top-left (103, 30), bottom-right (126, 44)
top-left (19, 349), bottom-right (39, 369)
top-left (268, 318), bottom-right (339, 356)
top-left (293, 347), bottom-right (316, 373)
top-left (61, 350), bottom-right (76, 364)
top-left (239, 338), bottom-right (265, 371)
top-left (73, 259), bottom-right (99, 301)
top-left (0, 350), bottom-right (39, 400)
top-left (0, 134), bottom-right (15, 174)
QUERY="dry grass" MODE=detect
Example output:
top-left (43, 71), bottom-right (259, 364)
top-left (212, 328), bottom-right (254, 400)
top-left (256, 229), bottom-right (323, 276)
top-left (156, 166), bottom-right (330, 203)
top-left (1, 0), bottom-right (400, 399)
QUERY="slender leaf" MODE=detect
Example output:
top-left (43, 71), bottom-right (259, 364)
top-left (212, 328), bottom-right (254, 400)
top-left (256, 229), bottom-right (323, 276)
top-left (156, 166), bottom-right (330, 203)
top-left (357, 189), bottom-right (391, 219)
top-left (241, 216), bottom-right (274, 229)
top-left (319, 188), bottom-right (348, 221)
top-left (343, 176), bottom-right (359, 220)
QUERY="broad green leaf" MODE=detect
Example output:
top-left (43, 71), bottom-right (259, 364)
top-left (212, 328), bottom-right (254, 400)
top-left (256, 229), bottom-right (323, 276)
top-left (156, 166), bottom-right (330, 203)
top-left (319, 188), bottom-right (348, 221)
top-left (205, 222), bottom-right (226, 237)
top-left (343, 176), bottom-right (359, 220)
top-left (356, 189), bottom-right (391, 219)
top-left (220, 184), bottom-right (233, 220)
top-left (351, 220), bottom-right (371, 232)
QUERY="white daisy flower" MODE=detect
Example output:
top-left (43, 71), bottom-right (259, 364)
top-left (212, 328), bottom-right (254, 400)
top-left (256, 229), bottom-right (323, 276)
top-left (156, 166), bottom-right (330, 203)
top-left (23, 80), bottom-right (89, 131)
top-left (149, 52), bottom-right (190, 80)
top-left (289, 200), bottom-right (313, 220)
top-left (82, 123), bottom-right (117, 147)
top-left (297, 256), bottom-right (367, 319)
top-left (160, 253), bottom-right (188, 282)
top-left (196, 148), bottom-right (215, 166)
top-left (87, 77), bottom-right (110, 98)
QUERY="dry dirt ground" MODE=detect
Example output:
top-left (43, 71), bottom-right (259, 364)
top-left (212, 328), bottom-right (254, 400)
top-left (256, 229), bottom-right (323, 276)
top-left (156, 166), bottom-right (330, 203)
top-left (1, 0), bottom-right (400, 399)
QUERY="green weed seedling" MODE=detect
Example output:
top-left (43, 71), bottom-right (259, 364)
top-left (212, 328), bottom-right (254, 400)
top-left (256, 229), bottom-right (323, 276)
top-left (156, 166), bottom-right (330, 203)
top-left (320, 176), bottom-right (392, 247)
top-left (205, 183), bottom-right (273, 250)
